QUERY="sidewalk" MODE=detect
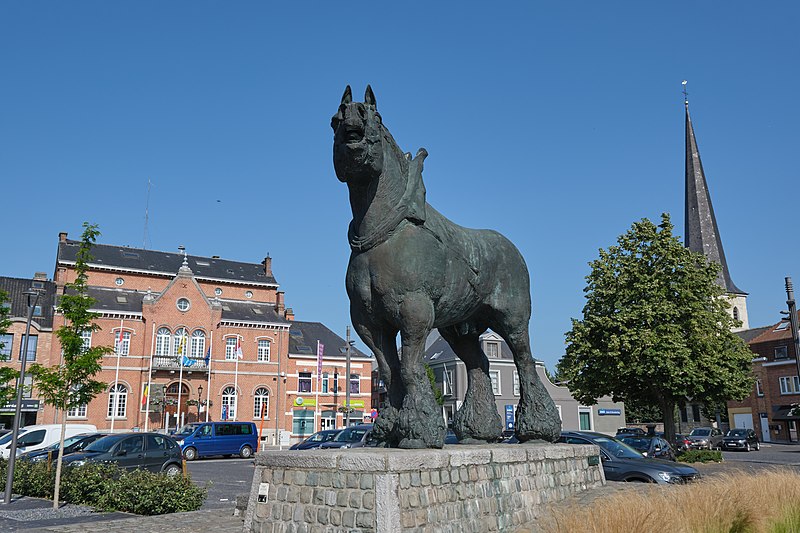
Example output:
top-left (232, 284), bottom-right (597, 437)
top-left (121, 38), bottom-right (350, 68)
top-left (0, 496), bottom-right (243, 532)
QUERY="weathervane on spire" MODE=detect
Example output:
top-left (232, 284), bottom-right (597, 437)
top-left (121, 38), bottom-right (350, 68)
top-left (682, 80), bottom-right (689, 105)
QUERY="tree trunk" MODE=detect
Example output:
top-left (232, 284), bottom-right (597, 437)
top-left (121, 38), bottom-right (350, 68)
top-left (52, 409), bottom-right (68, 509)
top-left (661, 397), bottom-right (677, 455)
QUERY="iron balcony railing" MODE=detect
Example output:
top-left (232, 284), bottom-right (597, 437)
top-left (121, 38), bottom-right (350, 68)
top-left (151, 355), bottom-right (209, 371)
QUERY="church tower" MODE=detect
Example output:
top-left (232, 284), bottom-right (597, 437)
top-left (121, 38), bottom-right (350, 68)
top-left (684, 89), bottom-right (748, 331)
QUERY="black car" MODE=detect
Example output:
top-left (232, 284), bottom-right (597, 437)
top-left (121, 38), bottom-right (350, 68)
top-left (289, 430), bottom-right (341, 450)
top-left (559, 431), bottom-right (700, 484)
top-left (19, 432), bottom-right (109, 463)
top-left (619, 435), bottom-right (676, 461)
top-left (721, 428), bottom-right (760, 451)
top-left (61, 432), bottom-right (183, 475)
top-left (615, 427), bottom-right (646, 437)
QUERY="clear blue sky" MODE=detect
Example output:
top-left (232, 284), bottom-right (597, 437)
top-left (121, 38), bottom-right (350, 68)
top-left (2, 3), bottom-right (798, 373)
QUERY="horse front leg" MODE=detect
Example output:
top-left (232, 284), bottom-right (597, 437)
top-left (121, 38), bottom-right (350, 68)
top-left (352, 318), bottom-right (402, 447)
top-left (396, 294), bottom-right (445, 449)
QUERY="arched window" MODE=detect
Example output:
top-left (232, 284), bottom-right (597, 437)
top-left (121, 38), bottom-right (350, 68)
top-left (155, 328), bottom-right (171, 356)
top-left (108, 384), bottom-right (128, 418)
top-left (173, 327), bottom-right (189, 357)
top-left (191, 330), bottom-right (206, 358)
top-left (733, 307), bottom-right (740, 321)
top-left (253, 387), bottom-right (270, 419)
top-left (222, 386), bottom-right (237, 421)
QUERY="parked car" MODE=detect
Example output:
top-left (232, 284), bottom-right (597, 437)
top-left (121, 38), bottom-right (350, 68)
top-left (687, 427), bottom-right (724, 450)
top-left (174, 421), bottom-right (259, 460)
top-left (619, 435), bottom-right (676, 461)
top-left (19, 432), bottom-right (109, 463)
top-left (559, 431), bottom-right (701, 484)
top-left (290, 429), bottom-right (341, 450)
top-left (319, 424), bottom-right (375, 449)
top-left (61, 432), bottom-right (183, 475)
top-left (721, 428), bottom-right (760, 451)
top-left (656, 432), bottom-right (692, 453)
top-left (615, 427), bottom-right (646, 437)
top-left (0, 424), bottom-right (97, 459)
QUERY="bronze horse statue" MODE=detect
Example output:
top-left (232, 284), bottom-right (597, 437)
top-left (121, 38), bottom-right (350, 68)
top-left (332, 85), bottom-right (561, 448)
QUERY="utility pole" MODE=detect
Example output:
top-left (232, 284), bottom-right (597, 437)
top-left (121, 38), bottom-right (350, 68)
top-left (345, 326), bottom-right (352, 428)
top-left (786, 277), bottom-right (800, 383)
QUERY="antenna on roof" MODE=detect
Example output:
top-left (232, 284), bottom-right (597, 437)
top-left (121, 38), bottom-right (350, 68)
top-left (143, 178), bottom-right (152, 249)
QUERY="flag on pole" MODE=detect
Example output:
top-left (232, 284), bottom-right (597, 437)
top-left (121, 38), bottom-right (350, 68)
top-left (182, 354), bottom-right (194, 367)
top-left (141, 384), bottom-right (149, 409)
top-left (116, 328), bottom-right (125, 355)
top-left (235, 337), bottom-right (243, 359)
top-left (204, 346), bottom-right (211, 367)
top-left (177, 334), bottom-right (187, 356)
top-left (316, 342), bottom-right (324, 388)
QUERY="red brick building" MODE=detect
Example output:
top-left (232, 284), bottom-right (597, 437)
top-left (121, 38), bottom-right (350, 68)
top-left (727, 314), bottom-right (800, 443)
top-left (1, 233), bottom-right (370, 444)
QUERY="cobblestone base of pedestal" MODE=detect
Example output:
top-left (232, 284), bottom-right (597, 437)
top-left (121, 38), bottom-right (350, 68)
top-left (244, 443), bottom-right (604, 533)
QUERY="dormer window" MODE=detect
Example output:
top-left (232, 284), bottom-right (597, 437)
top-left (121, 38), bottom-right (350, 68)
top-left (485, 342), bottom-right (500, 358)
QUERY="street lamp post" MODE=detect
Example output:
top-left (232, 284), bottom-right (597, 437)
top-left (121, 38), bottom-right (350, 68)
top-left (3, 287), bottom-right (42, 504)
top-left (197, 385), bottom-right (203, 420)
top-left (785, 277), bottom-right (800, 382)
top-left (345, 327), bottom-right (352, 428)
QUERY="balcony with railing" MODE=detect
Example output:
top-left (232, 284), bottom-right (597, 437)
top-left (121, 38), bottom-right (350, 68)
top-left (151, 355), bottom-right (209, 372)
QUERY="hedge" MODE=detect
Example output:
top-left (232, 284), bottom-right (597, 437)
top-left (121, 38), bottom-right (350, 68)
top-left (0, 459), bottom-right (206, 515)
top-left (677, 449), bottom-right (723, 463)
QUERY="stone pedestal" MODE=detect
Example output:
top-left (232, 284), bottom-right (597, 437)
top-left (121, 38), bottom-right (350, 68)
top-left (244, 443), bottom-right (604, 533)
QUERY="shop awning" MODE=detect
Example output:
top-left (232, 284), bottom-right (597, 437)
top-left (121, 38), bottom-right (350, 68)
top-left (771, 407), bottom-right (800, 421)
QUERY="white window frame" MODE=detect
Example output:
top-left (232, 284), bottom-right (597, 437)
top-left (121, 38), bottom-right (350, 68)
top-left (253, 387), bottom-right (270, 419)
top-left (322, 372), bottom-right (329, 394)
top-left (257, 339), bottom-right (271, 362)
top-left (442, 369), bottom-right (454, 396)
top-left (191, 330), bottom-right (206, 358)
top-left (578, 406), bottom-right (593, 431)
top-left (108, 383), bottom-right (128, 419)
top-left (513, 371), bottom-right (520, 396)
top-left (173, 328), bottom-right (189, 357)
top-left (80, 330), bottom-right (92, 350)
top-left (489, 370), bottom-right (500, 395)
top-left (155, 328), bottom-right (171, 357)
top-left (114, 330), bottom-right (131, 356)
top-left (225, 337), bottom-right (238, 360)
top-left (222, 386), bottom-right (237, 421)
top-left (67, 404), bottom-right (87, 418)
top-left (486, 342), bottom-right (500, 358)
top-left (756, 380), bottom-right (764, 397)
top-left (298, 372), bottom-right (312, 393)
top-left (176, 298), bottom-right (191, 312)
top-left (349, 373), bottom-right (360, 395)
top-left (780, 376), bottom-right (794, 395)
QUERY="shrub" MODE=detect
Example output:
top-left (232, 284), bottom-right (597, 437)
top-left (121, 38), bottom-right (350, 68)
top-left (677, 449), bottom-right (722, 463)
top-left (0, 459), bottom-right (206, 515)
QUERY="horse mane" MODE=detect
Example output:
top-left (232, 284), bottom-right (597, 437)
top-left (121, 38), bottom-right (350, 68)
top-left (380, 125), bottom-right (427, 225)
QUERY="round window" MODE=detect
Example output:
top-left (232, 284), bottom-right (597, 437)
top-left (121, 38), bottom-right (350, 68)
top-left (115, 277), bottom-right (124, 286)
top-left (245, 290), bottom-right (253, 299)
top-left (215, 288), bottom-right (223, 296)
top-left (177, 298), bottom-right (191, 312)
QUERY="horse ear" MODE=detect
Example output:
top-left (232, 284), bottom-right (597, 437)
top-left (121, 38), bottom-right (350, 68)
top-left (365, 85), bottom-right (377, 108)
top-left (341, 86), bottom-right (352, 105)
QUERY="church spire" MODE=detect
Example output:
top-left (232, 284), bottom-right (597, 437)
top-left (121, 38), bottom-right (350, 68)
top-left (684, 92), bottom-right (745, 295)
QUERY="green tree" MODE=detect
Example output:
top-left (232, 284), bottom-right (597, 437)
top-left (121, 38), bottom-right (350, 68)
top-left (558, 214), bottom-right (753, 448)
top-left (28, 223), bottom-right (111, 508)
top-left (0, 290), bottom-right (20, 407)
top-left (425, 363), bottom-right (444, 406)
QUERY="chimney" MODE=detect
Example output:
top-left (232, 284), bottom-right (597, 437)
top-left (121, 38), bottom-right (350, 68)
top-left (34, 272), bottom-right (47, 281)
top-left (285, 307), bottom-right (294, 321)
top-left (59, 232), bottom-right (68, 243)
top-left (263, 254), bottom-right (273, 277)
top-left (276, 291), bottom-right (285, 315)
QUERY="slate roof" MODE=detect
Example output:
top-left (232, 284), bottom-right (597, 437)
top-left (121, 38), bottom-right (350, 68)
top-left (86, 287), bottom-right (146, 315)
top-left (0, 276), bottom-right (57, 329)
top-left (219, 300), bottom-right (289, 325)
top-left (423, 330), bottom-right (517, 362)
top-left (58, 240), bottom-right (277, 286)
top-left (288, 321), bottom-right (368, 358)
top-left (684, 102), bottom-right (745, 295)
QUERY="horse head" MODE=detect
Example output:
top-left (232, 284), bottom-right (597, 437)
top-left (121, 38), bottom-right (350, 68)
top-left (332, 85), bottom-right (385, 184)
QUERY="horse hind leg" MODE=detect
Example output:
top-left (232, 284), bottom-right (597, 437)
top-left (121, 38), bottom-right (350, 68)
top-left (439, 325), bottom-right (503, 443)
top-left (493, 322), bottom-right (561, 443)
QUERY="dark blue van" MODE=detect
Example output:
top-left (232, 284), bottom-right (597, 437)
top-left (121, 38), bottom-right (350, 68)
top-left (174, 421), bottom-right (258, 461)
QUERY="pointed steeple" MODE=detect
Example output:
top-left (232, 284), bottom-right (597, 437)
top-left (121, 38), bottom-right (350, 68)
top-left (684, 97), bottom-right (745, 295)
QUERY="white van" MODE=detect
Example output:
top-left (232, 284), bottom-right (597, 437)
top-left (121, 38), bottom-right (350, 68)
top-left (0, 424), bottom-right (97, 459)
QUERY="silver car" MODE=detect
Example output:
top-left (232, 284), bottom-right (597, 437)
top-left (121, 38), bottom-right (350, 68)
top-left (687, 427), bottom-right (723, 450)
